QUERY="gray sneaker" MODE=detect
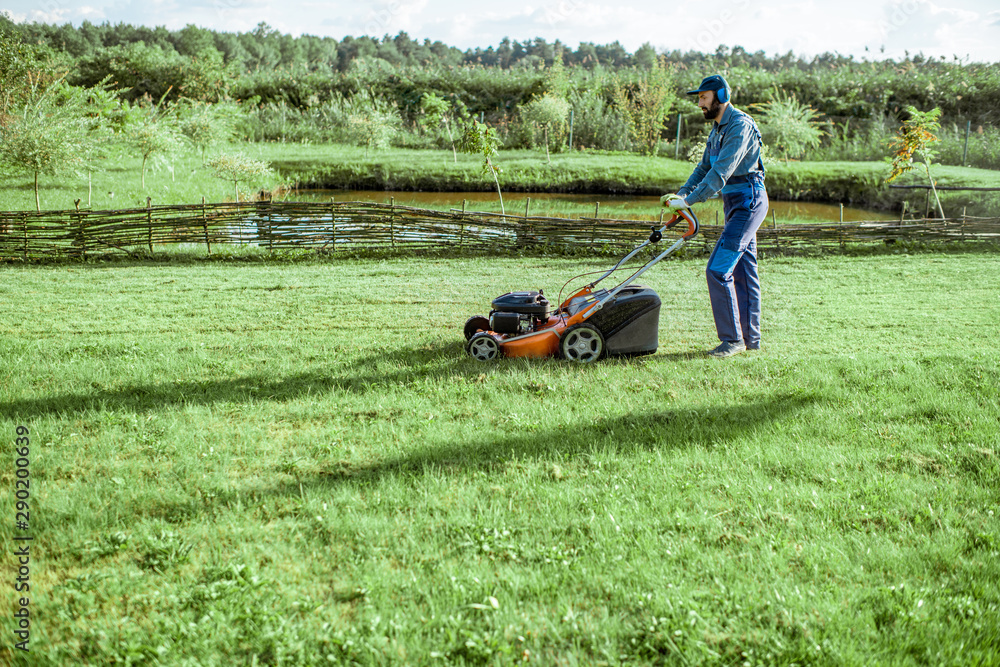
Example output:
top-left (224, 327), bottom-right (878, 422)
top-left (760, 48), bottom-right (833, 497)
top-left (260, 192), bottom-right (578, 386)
top-left (708, 341), bottom-right (746, 358)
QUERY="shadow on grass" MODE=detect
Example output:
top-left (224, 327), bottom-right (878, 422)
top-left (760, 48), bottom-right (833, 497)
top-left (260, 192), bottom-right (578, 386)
top-left (102, 385), bottom-right (814, 526)
top-left (303, 390), bottom-right (817, 484)
top-left (120, 390), bottom-right (818, 524)
top-left (3, 339), bottom-right (695, 420)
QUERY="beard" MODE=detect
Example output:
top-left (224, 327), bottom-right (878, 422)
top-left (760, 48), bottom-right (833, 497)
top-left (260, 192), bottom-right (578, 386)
top-left (701, 98), bottom-right (723, 120)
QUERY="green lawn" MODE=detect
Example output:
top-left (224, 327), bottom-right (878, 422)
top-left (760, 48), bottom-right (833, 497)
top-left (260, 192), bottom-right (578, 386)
top-left (2, 251), bottom-right (998, 665)
top-left (3, 142), bottom-right (998, 218)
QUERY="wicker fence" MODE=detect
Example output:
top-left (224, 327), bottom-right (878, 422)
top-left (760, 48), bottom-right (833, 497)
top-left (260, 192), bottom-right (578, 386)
top-left (1, 199), bottom-right (998, 260)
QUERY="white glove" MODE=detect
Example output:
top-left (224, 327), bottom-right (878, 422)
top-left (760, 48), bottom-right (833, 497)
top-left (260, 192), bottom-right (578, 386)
top-left (659, 193), bottom-right (689, 209)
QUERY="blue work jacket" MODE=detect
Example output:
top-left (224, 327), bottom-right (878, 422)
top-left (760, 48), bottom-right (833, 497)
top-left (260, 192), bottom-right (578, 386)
top-left (677, 104), bottom-right (765, 204)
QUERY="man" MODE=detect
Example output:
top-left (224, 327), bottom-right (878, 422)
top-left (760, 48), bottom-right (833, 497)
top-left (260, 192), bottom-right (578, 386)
top-left (662, 75), bottom-right (768, 358)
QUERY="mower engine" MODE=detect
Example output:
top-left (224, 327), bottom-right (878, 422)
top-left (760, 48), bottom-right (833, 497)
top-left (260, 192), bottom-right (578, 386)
top-left (488, 290), bottom-right (550, 335)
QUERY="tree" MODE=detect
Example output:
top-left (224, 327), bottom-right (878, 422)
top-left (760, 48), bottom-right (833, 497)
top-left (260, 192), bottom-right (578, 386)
top-left (344, 99), bottom-right (400, 156)
top-left (752, 89), bottom-right (824, 164)
top-left (174, 24), bottom-right (216, 58)
top-left (887, 106), bottom-right (946, 219)
top-left (1, 20), bottom-right (60, 116)
top-left (205, 152), bottom-right (274, 203)
top-left (633, 42), bottom-right (657, 69)
top-left (123, 106), bottom-right (182, 189)
top-left (520, 93), bottom-right (570, 163)
top-left (177, 101), bottom-right (236, 157)
top-left (0, 81), bottom-right (89, 211)
top-left (613, 56), bottom-right (678, 156)
top-left (71, 42), bottom-right (186, 103)
top-left (419, 92), bottom-right (467, 163)
top-left (69, 78), bottom-right (122, 207)
top-left (543, 45), bottom-right (569, 97)
top-left (459, 120), bottom-right (505, 214)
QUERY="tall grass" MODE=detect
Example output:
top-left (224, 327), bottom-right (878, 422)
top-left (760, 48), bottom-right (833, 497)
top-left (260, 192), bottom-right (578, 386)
top-left (1, 251), bottom-right (998, 665)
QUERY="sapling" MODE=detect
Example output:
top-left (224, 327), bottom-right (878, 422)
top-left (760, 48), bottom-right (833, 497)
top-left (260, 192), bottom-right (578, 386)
top-left (459, 120), bottom-right (505, 214)
top-left (0, 80), bottom-right (87, 211)
top-left (124, 107), bottom-right (182, 190)
top-left (205, 152), bottom-right (275, 203)
top-left (520, 93), bottom-right (570, 163)
top-left (887, 106), bottom-right (946, 219)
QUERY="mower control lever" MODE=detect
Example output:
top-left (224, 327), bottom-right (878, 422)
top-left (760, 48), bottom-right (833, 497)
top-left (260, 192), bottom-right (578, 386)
top-left (648, 227), bottom-right (662, 243)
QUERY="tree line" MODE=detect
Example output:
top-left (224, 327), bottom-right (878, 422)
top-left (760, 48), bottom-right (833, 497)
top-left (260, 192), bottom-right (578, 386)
top-left (4, 16), bottom-right (998, 127)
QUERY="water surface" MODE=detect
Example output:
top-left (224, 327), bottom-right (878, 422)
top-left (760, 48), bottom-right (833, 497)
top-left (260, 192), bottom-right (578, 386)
top-left (281, 189), bottom-right (895, 223)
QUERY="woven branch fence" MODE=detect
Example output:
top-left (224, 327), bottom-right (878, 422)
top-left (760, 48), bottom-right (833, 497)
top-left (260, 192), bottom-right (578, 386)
top-left (1, 200), bottom-right (998, 260)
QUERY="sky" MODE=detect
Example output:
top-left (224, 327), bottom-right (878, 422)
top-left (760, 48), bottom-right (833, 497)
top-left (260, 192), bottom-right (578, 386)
top-left (3, 0), bottom-right (1000, 63)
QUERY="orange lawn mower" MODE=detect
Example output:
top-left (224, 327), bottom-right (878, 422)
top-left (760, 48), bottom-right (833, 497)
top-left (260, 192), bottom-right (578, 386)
top-left (463, 207), bottom-right (700, 363)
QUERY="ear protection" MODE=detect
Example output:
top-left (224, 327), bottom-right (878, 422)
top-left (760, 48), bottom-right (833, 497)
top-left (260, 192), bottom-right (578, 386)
top-left (687, 75), bottom-right (732, 105)
top-left (716, 82), bottom-right (731, 104)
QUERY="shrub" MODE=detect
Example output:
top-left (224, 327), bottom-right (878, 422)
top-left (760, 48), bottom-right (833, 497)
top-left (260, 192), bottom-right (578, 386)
top-left (566, 86), bottom-right (632, 151)
top-left (205, 151), bottom-right (275, 202)
top-left (612, 57), bottom-right (680, 156)
top-left (752, 89), bottom-right (825, 163)
top-left (518, 93), bottom-right (570, 161)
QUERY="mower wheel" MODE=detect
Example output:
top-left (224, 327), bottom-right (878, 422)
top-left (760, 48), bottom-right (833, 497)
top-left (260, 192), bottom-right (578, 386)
top-left (467, 332), bottom-right (501, 361)
top-left (464, 315), bottom-right (491, 340)
top-left (560, 324), bottom-right (605, 363)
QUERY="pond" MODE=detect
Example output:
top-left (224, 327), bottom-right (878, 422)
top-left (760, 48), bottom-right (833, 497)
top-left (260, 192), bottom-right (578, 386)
top-left (279, 189), bottom-right (896, 224)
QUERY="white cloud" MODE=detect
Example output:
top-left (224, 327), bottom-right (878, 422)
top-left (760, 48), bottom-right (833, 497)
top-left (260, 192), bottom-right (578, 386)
top-left (867, 0), bottom-right (996, 60)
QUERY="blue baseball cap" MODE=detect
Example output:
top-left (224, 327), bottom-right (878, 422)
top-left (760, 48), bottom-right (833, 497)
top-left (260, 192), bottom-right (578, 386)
top-left (686, 75), bottom-right (731, 103)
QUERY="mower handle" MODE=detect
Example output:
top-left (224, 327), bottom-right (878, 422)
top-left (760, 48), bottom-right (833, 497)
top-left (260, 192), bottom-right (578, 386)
top-left (664, 208), bottom-right (700, 240)
top-left (587, 207), bottom-right (701, 290)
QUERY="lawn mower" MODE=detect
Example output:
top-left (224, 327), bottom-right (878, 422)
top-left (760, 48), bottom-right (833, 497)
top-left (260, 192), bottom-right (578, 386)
top-left (463, 207), bottom-right (700, 363)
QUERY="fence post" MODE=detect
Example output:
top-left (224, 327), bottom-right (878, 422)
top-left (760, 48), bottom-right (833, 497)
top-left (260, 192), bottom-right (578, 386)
top-left (146, 196), bottom-right (153, 254)
top-left (74, 199), bottom-right (86, 260)
top-left (202, 196), bottom-right (211, 254)
top-left (22, 213), bottom-right (28, 261)
top-left (459, 199), bottom-right (466, 248)
top-left (330, 197), bottom-right (336, 250)
top-left (390, 196), bottom-right (395, 248)
top-left (265, 198), bottom-right (273, 253)
top-left (771, 209), bottom-right (779, 252)
top-left (963, 120), bottom-right (971, 166)
top-left (675, 112), bottom-right (682, 160)
top-left (590, 203), bottom-right (599, 245)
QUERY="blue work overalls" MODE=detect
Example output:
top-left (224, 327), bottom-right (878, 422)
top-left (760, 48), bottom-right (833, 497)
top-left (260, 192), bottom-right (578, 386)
top-left (703, 115), bottom-right (768, 348)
